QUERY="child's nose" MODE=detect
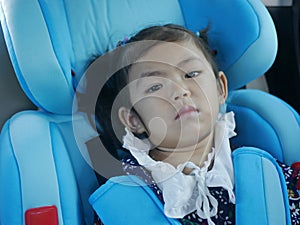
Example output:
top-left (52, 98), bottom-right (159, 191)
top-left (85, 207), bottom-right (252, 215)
top-left (173, 84), bottom-right (191, 101)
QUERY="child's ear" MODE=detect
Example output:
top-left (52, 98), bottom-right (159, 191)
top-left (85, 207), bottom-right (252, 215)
top-left (118, 107), bottom-right (146, 134)
top-left (217, 71), bottom-right (228, 104)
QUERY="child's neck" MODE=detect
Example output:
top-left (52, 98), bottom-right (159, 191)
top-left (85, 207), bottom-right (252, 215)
top-left (149, 131), bottom-right (214, 170)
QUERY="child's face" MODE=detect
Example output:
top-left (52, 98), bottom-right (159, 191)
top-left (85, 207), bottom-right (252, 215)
top-left (120, 40), bottom-right (227, 150)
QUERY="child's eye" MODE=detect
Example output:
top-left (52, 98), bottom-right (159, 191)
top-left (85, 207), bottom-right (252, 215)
top-left (185, 71), bottom-right (201, 78)
top-left (146, 84), bottom-right (163, 93)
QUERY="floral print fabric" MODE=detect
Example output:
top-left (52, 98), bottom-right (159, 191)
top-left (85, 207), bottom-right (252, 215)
top-left (277, 161), bottom-right (300, 225)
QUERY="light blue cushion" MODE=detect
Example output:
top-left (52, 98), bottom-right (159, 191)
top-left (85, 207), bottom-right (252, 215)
top-left (227, 89), bottom-right (300, 165)
top-left (0, 111), bottom-right (99, 225)
top-left (89, 175), bottom-right (181, 225)
top-left (233, 147), bottom-right (291, 225)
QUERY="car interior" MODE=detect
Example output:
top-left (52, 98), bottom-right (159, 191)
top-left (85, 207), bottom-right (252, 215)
top-left (0, 0), bottom-right (299, 225)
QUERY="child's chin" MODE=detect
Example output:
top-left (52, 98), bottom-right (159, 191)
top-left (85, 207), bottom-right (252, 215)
top-left (170, 141), bottom-right (202, 152)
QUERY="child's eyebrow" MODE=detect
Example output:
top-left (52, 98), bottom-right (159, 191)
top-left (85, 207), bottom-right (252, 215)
top-left (177, 56), bottom-right (200, 68)
top-left (137, 56), bottom-right (200, 80)
top-left (139, 70), bottom-right (166, 78)
top-left (136, 70), bottom-right (166, 88)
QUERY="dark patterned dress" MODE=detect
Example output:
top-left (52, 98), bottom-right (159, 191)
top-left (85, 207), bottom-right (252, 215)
top-left (278, 161), bottom-right (300, 225)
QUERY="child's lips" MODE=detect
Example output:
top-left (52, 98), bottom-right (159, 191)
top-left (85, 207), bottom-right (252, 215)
top-left (175, 106), bottom-right (199, 120)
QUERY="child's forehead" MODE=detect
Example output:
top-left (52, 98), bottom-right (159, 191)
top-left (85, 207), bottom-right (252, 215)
top-left (127, 41), bottom-right (210, 79)
top-left (134, 41), bottom-right (205, 63)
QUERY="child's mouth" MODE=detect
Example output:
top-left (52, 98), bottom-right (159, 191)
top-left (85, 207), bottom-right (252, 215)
top-left (175, 106), bottom-right (199, 120)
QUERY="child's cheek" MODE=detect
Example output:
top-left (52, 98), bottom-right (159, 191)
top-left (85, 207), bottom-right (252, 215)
top-left (147, 116), bottom-right (168, 147)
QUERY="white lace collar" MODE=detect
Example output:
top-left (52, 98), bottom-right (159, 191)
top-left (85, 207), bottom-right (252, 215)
top-left (122, 112), bottom-right (236, 225)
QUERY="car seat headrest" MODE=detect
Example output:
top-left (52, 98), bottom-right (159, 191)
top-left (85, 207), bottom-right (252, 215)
top-left (0, 0), bottom-right (277, 114)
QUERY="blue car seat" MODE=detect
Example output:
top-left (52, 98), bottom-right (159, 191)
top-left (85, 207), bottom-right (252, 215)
top-left (0, 0), bottom-right (299, 225)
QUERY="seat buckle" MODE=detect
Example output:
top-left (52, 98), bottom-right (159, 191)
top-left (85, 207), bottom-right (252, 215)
top-left (25, 205), bottom-right (58, 225)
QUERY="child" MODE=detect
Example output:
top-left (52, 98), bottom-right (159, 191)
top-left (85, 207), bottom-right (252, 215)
top-left (92, 24), bottom-right (300, 225)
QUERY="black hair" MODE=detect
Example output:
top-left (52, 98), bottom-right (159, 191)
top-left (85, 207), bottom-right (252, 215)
top-left (92, 24), bottom-right (219, 159)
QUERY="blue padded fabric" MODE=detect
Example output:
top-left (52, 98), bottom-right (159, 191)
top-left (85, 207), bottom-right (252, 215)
top-left (0, 112), bottom-right (64, 225)
top-left (0, 0), bottom-right (75, 114)
top-left (56, 115), bottom-right (100, 225)
top-left (0, 0), bottom-right (277, 114)
top-left (233, 147), bottom-right (291, 225)
top-left (89, 175), bottom-right (181, 225)
top-left (227, 89), bottom-right (300, 165)
top-left (179, 0), bottom-right (277, 90)
top-left (0, 122), bottom-right (22, 225)
top-left (0, 111), bottom-right (99, 225)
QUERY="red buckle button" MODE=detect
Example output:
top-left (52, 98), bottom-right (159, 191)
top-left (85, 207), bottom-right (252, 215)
top-left (25, 206), bottom-right (58, 225)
